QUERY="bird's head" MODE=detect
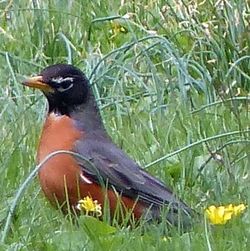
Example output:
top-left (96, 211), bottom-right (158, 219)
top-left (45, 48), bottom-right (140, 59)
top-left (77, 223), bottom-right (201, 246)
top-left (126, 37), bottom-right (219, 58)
top-left (22, 64), bottom-right (91, 114)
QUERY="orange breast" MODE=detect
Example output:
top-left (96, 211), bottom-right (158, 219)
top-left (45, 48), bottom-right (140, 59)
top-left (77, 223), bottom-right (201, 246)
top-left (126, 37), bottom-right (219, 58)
top-left (37, 113), bottom-right (82, 207)
top-left (37, 113), bottom-right (146, 220)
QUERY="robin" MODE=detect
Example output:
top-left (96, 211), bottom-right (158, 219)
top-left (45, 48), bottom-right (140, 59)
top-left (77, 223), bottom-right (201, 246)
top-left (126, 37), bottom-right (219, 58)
top-left (22, 64), bottom-right (193, 227)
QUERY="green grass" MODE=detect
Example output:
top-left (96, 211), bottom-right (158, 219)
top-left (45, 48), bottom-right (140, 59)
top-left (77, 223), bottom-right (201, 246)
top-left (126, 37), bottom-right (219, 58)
top-left (0, 0), bottom-right (249, 250)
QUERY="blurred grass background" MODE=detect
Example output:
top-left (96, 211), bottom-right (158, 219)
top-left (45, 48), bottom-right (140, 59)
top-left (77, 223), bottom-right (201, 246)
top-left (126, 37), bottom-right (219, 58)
top-left (0, 0), bottom-right (249, 250)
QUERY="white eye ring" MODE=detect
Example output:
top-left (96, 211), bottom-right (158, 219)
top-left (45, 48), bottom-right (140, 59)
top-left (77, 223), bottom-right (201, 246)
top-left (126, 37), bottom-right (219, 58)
top-left (51, 76), bottom-right (74, 83)
top-left (57, 83), bottom-right (74, 92)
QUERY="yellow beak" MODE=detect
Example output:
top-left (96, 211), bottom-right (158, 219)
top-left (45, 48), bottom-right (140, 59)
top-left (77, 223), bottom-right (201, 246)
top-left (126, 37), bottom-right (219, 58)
top-left (22, 76), bottom-right (54, 93)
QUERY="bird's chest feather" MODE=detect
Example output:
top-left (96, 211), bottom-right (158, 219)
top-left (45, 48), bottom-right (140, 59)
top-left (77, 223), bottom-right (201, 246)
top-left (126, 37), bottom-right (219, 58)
top-left (38, 112), bottom-right (82, 160)
top-left (37, 112), bottom-right (83, 205)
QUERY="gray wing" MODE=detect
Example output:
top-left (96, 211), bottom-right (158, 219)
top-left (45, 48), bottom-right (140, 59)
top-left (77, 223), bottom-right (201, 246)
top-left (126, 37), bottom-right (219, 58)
top-left (74, 135), bottom-right (192, 216)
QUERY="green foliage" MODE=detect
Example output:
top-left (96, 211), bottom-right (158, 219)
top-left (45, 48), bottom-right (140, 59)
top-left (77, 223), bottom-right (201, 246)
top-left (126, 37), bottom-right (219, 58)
top-left (0, 0), bottom-right (249, 250)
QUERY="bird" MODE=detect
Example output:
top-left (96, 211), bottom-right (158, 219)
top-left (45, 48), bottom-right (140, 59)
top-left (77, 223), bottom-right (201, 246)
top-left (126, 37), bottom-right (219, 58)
top-left (22, 64), bottom-right (193, 228)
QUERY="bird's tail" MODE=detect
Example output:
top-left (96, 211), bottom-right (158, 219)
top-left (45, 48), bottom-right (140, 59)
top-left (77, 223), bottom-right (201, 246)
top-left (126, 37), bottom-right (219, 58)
top-left (147, 200), bottom-right (195, 231)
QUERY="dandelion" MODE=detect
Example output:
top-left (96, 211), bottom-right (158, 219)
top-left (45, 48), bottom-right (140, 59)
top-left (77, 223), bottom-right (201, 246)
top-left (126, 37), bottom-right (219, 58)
top-left (205, 203), bottom-right (247, 225)
top-left (109, 21), bottom-right (128, 40)
top-left (232, 204), bottom-right (247, 216)
top-left (76, 196), bottom-right (102, 217)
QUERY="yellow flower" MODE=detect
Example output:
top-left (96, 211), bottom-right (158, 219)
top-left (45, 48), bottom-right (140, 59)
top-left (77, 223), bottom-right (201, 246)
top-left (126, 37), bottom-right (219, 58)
top-left (111, 21), bottom-right (127, 34)
top-left (205, 203), bottom-right (247, 225)
top-left (109, 21), bottom-right (128, 39)
top-left (233, 204), bottom-right (247, 216)
top-left (206, 205), bottom-right (232, 224)
top-left (77, 196), bottom-right (102, 216)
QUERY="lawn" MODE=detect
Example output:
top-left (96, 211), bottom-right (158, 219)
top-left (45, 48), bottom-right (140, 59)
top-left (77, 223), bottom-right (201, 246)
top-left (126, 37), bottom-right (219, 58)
top-left (0, 0), bottom-right (249, 250)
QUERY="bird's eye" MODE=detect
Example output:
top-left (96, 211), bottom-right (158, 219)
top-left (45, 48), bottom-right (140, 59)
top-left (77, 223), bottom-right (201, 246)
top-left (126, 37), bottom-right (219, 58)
top-left (57, 82), bottom-right (74, 92)
top-left (50, 76), bottom-right (74, 92)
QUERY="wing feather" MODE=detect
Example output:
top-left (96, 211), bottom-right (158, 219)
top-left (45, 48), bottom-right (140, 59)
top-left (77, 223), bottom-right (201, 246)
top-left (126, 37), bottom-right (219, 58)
top-left (74, 136), bottom-right (192, 216)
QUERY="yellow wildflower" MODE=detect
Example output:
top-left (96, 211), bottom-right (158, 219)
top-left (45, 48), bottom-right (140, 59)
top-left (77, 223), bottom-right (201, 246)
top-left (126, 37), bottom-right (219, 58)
top-left (206, 205), bottom-right (232, 224)
top-left (77, 196), bottom-right (102, 216)
top-left (233, 204), bottom-right (247, 216)
top-left (109, 21), bottom-right (128, 39)
top-left (205, 203), bottom-right (247, 225)
top-left (111, 21), bottom-right (127, 34)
